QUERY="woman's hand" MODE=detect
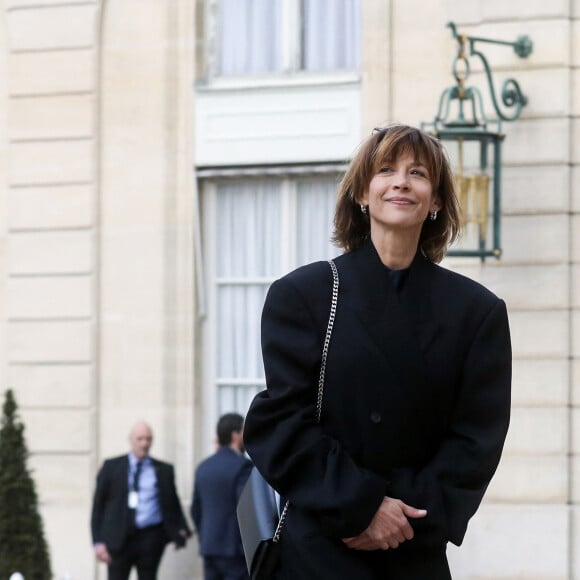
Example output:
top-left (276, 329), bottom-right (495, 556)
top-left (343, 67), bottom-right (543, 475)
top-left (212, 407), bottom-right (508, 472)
top-left (342, 496), bottom-right (427, 551)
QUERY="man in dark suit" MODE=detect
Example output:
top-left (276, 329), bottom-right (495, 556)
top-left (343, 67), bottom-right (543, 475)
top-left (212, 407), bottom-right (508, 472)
top-left (191, 413), bottom-right (253, 580)
top-left (91, 421), bottom-right (191, 580)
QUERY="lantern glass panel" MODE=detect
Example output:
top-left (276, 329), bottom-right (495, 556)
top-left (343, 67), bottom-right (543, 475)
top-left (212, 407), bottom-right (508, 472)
top-left (439, 135), bottom-right (496, 255)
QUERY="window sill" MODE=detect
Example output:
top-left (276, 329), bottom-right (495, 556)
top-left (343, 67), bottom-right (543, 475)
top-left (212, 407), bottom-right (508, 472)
top-left (195, 71), bottom-right (361, 93)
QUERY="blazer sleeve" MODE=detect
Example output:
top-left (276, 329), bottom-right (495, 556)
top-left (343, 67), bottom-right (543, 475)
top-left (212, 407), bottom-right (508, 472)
top-left (388, 298), bottom-right (512, 547)
top-left (244, 277), bottom-right (387, 538)
top-left (90, 460), bottom-right (110, 544)
top-left (190, 476), bottom-right (201, 535)
top-left (160, 464), bottom-right (191, 544)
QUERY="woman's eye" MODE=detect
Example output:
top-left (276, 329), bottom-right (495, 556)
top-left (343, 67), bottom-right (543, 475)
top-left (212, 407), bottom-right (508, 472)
top-left (411, 168), bottom-right (428, 178)
top-left (379, 167), bottom-right (393, 173)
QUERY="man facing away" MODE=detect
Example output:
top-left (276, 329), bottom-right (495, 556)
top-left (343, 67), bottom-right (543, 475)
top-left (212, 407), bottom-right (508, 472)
top-left (91, 421), bottom-right (191, 579)
top-left (191, 413), bottom-right (253, 580)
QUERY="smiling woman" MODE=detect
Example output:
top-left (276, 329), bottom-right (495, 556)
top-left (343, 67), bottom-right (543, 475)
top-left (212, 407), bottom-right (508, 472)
top-left (333, 125), bottom-right (461, 264)
top-left (360, 152), bottom-right (439, 258)
top-left (243, 124), bottom-right (511, 579)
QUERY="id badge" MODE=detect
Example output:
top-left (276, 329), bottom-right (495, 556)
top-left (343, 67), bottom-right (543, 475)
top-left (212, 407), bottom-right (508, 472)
top-left (128, 491), bottom-right (139, 509)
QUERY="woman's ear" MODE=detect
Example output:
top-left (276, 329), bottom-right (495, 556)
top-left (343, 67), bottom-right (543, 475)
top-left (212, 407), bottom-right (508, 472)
top-left (356, 191), bottom-right (369, 206)
top-left (431, 195), bottom-right (442, 212)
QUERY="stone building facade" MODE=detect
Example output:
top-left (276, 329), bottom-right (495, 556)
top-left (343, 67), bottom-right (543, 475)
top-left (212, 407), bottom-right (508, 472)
top-left (0, 0), bottom-right (578, 578)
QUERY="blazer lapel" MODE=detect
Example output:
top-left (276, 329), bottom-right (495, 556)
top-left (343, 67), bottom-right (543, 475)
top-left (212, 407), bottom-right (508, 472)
top-left (120, 455), bottom-right (130, 495)
top-left (400, 251), bottom-right (440, 354)
top-left (343, 240), bottom-right (436, 392)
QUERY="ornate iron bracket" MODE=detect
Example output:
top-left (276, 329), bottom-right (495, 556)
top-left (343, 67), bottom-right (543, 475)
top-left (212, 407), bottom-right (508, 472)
top-left (445, 21), bottom-right (533, 128)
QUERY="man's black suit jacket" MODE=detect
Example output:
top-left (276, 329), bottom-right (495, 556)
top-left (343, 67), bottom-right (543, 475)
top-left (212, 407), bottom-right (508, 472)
top-left (91, 454), bottom-right (190, 551)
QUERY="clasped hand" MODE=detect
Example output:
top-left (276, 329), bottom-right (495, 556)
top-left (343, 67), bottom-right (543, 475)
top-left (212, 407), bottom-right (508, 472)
top-left (342, 496), bottom-right (427, 551)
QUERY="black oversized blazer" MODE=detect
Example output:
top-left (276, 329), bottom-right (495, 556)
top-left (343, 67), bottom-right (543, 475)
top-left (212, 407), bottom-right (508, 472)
top-left (244, 239), bottom-right (511, 576)
top-left (90, 455), bottom-right (191, 551)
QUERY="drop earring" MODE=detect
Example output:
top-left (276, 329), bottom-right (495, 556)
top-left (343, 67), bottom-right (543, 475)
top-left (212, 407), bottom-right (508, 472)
top-left (429, 210), bottom-right (438, 221)
top-left (360, 204), bottom-right (367, 215)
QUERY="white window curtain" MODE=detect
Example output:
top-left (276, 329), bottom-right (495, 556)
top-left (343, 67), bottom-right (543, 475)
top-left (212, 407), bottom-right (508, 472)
top-left (217, 182), bottom-right (281, 279)
top-left (302, 0), bottom-right (361, 71)
top-left (219, 0), bottom-right (283, 75)
top-left (296, 177), bottom-right (338, 264)
top-left (212, 176), bottom-right (339, 417)
top-left (216, 180), bottom-right (281, 414)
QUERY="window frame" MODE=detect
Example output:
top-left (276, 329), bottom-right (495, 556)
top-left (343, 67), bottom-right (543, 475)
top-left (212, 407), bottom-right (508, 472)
top-left (198, 171), bottom-right (342, 454)
top-left (204, 0), bottom-right (360, 81)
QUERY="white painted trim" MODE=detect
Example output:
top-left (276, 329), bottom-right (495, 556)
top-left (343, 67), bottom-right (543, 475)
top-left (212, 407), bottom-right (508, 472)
top-left (193, 177), bottom-right (206, 319)
top-left (196, 71), bottom-right (360, 92)
top-left (195, 83), bottom-right (362, 166)
top-left (196, 163), bottom-right (348, 178)
top-left (281, 0), bottom-right (301, 71)
top-left (280, 179), bottom-right (294, 271)
top-left (200, 181), bottom-right (218, 456)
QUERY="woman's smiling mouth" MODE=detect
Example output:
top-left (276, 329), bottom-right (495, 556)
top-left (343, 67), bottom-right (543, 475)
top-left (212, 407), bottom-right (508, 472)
top-left (386, 196), bottom-right (415, 205)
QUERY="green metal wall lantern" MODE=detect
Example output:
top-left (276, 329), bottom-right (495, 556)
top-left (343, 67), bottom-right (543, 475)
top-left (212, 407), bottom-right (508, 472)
top-left (422, 22), bottom-right (533, 260)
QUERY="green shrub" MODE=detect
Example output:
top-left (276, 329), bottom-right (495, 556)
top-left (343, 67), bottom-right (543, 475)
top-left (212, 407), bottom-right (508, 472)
top-left (0, 389), bottom-right (52, 579)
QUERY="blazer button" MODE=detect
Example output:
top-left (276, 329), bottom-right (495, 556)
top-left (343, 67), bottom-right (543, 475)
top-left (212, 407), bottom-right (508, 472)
top-left (370, 412), bottom-right (382, 424)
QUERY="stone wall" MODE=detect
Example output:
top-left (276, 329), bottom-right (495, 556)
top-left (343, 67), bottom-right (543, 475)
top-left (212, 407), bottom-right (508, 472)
top-left (0, 0), bottom-right (198, 578)
top-left (1, 0), bottom-right (100, 577)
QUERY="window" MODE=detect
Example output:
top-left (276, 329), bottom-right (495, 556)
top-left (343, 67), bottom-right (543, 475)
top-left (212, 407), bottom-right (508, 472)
top-left (201, 175), bottom-right (338, 431)
top-left (214, 0), bottom-right (360, 76)
top-left (302, 0), bottom-right (361, 72)
top-left (218, 0), bottom-right (282, 76)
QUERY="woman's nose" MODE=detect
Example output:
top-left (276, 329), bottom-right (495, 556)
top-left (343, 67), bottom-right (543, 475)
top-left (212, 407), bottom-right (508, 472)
top-left (393, 171), bottom-right (409, 188)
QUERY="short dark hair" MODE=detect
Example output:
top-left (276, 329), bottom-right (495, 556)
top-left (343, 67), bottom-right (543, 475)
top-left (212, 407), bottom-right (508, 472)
top-left (332, 124), bottom-right (461, 263)
top-left (216, 413), bottom-right (244, 446)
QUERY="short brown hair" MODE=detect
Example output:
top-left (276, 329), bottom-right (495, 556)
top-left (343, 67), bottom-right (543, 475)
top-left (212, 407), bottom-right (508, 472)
top-left (332, 124), bottom-right (461, 263)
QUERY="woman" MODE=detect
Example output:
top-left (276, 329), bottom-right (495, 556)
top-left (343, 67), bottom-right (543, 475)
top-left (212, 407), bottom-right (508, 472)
top-left (243, 124), bottom-right (511, 579)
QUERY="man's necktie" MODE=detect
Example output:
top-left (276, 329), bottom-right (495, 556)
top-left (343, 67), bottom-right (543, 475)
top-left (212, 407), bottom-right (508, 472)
top-left (129, 461), bottom-right (143, 529)
top-left (132, 460), bottom-right (143, 491)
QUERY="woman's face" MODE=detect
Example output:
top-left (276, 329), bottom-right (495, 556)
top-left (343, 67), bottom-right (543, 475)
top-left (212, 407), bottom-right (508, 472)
top-left (360, 152), bottom-right (440, 237)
